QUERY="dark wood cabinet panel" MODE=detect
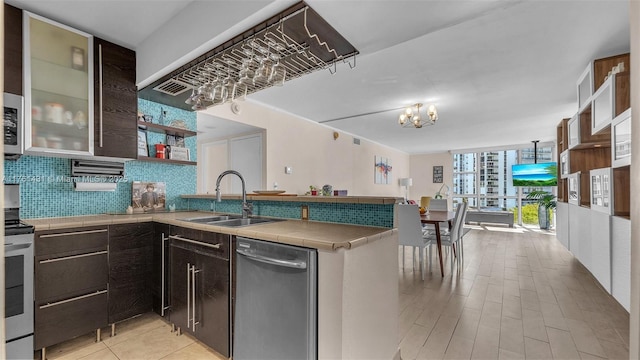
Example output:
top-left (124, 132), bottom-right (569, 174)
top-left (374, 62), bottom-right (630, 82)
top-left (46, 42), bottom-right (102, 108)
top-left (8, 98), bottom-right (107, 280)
top-left (35, 226), bottom-right (107, 257)
top-left (152, 223), bottom-right (171, 318)
top-left (93, 37), bottom-right (137, 159)
top-left (4, 4), bottom-right (23, 95)
top-left (169, 229), bottom-right (231, 357)
top-left (193, 251), bottom-right (230, 357)
top-left (35, 291), bottom-right (108, 350)
top-left (34, 227), bottom-right (109, 351)
top-left (36, 252), bottom-right (108, 303)
top-left (108, 223), bottom-right (153, 323)
top-left (169, 244), bottom-right (192, 332)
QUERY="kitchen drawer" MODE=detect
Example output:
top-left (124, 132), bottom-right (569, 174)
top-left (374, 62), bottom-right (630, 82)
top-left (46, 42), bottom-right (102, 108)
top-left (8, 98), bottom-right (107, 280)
top-left (36, 251), bottom-right (107, 303)
top-left (36, 226), bottom-right (108, 257)
top-left (35, 290), bottom-right (108, 350)
top-left (170, 226), bottom-right (230, 260)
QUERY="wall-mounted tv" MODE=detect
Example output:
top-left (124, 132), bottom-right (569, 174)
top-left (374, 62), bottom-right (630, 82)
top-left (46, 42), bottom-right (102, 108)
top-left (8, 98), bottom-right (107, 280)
top-left (512, 162), bottom-right (557, 186)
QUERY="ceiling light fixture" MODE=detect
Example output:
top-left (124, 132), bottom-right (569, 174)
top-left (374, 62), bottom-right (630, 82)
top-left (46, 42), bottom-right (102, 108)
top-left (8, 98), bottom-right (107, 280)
top-left (398, 103), bottom-right (438, 128)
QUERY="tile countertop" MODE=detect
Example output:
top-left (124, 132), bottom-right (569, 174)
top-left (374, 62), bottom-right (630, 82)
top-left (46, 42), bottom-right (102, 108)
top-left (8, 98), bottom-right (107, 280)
top-left (24, 211), bottom-right (395, 251)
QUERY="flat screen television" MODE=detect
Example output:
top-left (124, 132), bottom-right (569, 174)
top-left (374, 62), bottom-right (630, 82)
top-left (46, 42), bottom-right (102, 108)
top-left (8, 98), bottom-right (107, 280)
top-left (512, 162), bottom-right (557, 186)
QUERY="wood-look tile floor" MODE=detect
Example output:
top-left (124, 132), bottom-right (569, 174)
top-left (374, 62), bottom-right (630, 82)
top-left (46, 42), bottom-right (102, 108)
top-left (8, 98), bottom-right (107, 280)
top-left (35, 313), bottom-right (225, 360)
top-left (398, 224), bottom-right (630, 360)
top-left (38, 225), bottom-right (629, 360)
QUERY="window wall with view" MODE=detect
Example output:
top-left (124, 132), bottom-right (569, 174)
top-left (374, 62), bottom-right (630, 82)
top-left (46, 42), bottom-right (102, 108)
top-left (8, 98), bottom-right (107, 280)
top-left (452, 145), bottom-right (555, 226)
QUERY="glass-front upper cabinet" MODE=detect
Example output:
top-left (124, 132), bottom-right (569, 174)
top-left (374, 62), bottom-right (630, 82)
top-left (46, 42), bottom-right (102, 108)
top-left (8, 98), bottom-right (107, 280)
top-left (590, 167), bottom-right (613, 215)
top-left (612, 108), bottom-right (631, 168)
top-left (23, 12), bottom-right (94, 155)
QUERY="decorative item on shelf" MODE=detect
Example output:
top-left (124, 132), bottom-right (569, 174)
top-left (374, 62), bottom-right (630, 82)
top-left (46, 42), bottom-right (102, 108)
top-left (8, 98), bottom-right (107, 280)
top-left (71, 46), bottom-right (85, 70)
top-left (526, 190), bottom-right (556, 230)
top-left (398, 103), bottom-right (438, 128)
top-left (143, 115), bottom-right (153, 123)
top-left (308, 185), bottom-right (318, 196)
top-left (137, 129), bottom-right (148, 157)
top-left (322, 184), bottom-right (333, 196)
top-left (175, 3), bottom-right (357, 111)
top-left (167, 146), bottom-right (190, 161)
top-left (155, 144), bottom-right (166, 159)
top-left (333, 190), bottom-right (348, 196)
top-left (169, 119), bottom-right (188, 129)
top-left (434, 183), bottom-right (450, 199)
top-left (166, 134), bottom-right (185, 147)
top-left (399, 178), bottom-right (412, 203)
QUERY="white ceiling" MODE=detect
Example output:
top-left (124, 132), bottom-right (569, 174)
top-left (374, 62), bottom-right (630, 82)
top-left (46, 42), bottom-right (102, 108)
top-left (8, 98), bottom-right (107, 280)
top-left (7, 0), bottom-right (630, 154)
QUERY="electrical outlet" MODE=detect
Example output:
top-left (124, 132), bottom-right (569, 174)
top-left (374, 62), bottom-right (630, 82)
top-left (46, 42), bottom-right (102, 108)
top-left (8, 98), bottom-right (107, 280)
top-left (301, 205), bottom-right (309, 220)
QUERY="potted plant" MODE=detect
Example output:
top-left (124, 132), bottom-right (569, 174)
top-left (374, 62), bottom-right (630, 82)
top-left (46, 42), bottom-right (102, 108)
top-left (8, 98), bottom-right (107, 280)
top-left (526, 190), bottom-right (557, 229)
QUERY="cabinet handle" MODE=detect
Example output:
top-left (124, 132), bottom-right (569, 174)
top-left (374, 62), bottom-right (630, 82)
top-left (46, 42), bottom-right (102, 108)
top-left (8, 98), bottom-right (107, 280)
top-left (186, 262), bottom-right (191, 329)
top-left (169, 235), bottom-right (221, 249)
top-left (39, 250), bottom-right (107, 264)
top-left (39, 228), bottom-right (107, 238)
top-left (39, 290), bottom-right (107, 309)
top-left (192, 265), bottom-right (200, 332)
top-left (161, 233), bottom-right (169, 317)
top-left (98, 43), bottom-right (104, 148)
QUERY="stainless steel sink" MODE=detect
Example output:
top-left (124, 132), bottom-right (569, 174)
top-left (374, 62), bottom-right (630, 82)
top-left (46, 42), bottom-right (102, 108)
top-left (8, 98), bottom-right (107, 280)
top-left (178, 215), bottom-right (241, 223)
top-left (210, 218), bottom-right (282, 227)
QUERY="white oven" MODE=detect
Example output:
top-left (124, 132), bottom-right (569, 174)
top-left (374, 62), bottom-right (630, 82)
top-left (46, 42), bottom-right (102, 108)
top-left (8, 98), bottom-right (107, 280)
top-left (4, 183), bottom-right (34, 359)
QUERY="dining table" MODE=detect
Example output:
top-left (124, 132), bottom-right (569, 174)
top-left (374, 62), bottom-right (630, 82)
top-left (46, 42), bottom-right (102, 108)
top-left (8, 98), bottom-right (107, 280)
top-left (420, 210), bottom-right (456, 277)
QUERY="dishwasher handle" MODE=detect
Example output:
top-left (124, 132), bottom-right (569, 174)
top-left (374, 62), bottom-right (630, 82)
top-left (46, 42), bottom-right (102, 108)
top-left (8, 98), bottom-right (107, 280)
top-left (236, 248), bottom-right (307, 269)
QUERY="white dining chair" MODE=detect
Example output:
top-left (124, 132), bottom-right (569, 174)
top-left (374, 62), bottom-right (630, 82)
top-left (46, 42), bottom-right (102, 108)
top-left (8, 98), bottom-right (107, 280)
top-left (423, 202), bottom-right (468, 272)
top-left (397, 204), bottom-right (427, 279)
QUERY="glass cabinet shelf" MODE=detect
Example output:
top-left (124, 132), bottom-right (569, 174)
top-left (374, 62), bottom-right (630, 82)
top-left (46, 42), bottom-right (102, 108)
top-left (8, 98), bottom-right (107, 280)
top-left (612, 108), bottom-right (631, 168)
top-left (590, 167), bottom-right (613, 215)
top-left (23, 11), bottom-right (94, 156)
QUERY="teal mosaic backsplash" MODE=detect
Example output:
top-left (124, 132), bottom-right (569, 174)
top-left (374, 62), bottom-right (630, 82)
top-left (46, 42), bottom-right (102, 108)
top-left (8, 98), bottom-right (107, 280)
top-left (4, 98), bottom-right (394, 227)
top-left (3, 99), bottom-right (197, 219)
top-left (186, 198), bottom-right (394, 228)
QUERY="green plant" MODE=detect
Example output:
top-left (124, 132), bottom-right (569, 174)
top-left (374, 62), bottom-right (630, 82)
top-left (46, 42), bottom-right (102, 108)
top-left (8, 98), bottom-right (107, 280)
top-left (526, 190), bottom-right (557, 210)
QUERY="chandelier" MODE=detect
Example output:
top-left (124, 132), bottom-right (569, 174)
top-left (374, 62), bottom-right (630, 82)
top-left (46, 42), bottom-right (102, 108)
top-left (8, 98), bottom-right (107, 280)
top-left (398, 103), bottom-right (438, 128)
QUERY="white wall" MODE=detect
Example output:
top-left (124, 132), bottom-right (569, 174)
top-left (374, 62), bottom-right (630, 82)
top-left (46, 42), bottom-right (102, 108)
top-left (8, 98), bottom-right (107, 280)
top-left (202, 101), bottom-right (409, 196)
top-left (629, 1), bottom-right (640, 357)
top-left (409, 153), bottom-right (453, 207)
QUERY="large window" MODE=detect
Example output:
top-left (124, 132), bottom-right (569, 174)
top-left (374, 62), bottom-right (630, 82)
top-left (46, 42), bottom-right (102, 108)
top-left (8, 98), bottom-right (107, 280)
top-left (453, 145), bottom-right (555, 226)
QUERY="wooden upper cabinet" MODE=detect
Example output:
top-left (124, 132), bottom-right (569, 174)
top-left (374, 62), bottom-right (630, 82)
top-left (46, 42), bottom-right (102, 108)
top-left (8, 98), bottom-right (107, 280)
top-left (4, 4), bottom-right (23, 95)
top-left (93, 37), bottom-right (137, 159)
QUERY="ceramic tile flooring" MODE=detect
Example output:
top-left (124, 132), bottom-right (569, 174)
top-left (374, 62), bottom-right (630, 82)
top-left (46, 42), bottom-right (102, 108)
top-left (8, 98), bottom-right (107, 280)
top-left (36, 313), bottom-right (225, 360)
top-left (39, 224), bottom-right (629, 360)
top-left (398, 224), bottom-right (630, 360)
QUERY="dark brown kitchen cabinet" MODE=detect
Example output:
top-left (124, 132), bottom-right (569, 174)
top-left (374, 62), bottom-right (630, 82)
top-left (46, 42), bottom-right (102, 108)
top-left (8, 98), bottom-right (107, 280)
top-left (4, 4), bottom-right (22, 95)
top-left (34, 226), bottom-right (109, 351)
top-left (93, 37), bottom-right (137, 159)
top-left (108, 223), bottom-right (153, 324)
top-left (169, 226), bottom-right (231, 357)
top-left (152, 222), bottom-right (171, 319)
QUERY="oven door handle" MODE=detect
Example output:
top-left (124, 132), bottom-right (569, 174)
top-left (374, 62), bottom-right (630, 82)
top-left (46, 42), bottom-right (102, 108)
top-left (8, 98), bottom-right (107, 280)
top-left (5, 243), bottom-right (32, 252)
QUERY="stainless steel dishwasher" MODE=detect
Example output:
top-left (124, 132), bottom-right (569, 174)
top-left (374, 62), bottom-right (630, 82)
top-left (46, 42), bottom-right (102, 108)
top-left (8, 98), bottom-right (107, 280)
top-left (234, 236), bottom-right (317, 360)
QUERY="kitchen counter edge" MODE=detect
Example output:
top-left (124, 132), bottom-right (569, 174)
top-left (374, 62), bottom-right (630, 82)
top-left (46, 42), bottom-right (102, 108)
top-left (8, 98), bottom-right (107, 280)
top-left (24, 212), bottom-right (396, 251)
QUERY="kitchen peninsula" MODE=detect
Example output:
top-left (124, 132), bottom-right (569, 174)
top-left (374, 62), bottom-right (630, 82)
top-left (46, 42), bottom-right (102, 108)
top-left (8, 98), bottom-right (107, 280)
top-left (26, 209), bottom-right (400, 360)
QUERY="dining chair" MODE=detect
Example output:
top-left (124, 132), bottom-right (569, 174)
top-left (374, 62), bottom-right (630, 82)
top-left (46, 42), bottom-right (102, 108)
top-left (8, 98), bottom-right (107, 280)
top-left (423, 202), bottom-right (468, 273)
top-left (428, 199), bottom-right (448, 211)
top-left (397, 204), bottom-right (427, 278)
top-left (420, 196), bottom-right (432, 210)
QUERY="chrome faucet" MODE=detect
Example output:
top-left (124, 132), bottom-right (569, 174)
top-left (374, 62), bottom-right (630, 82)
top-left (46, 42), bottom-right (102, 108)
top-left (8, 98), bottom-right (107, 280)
top-left (214, 170), bottom-right (253, 218)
